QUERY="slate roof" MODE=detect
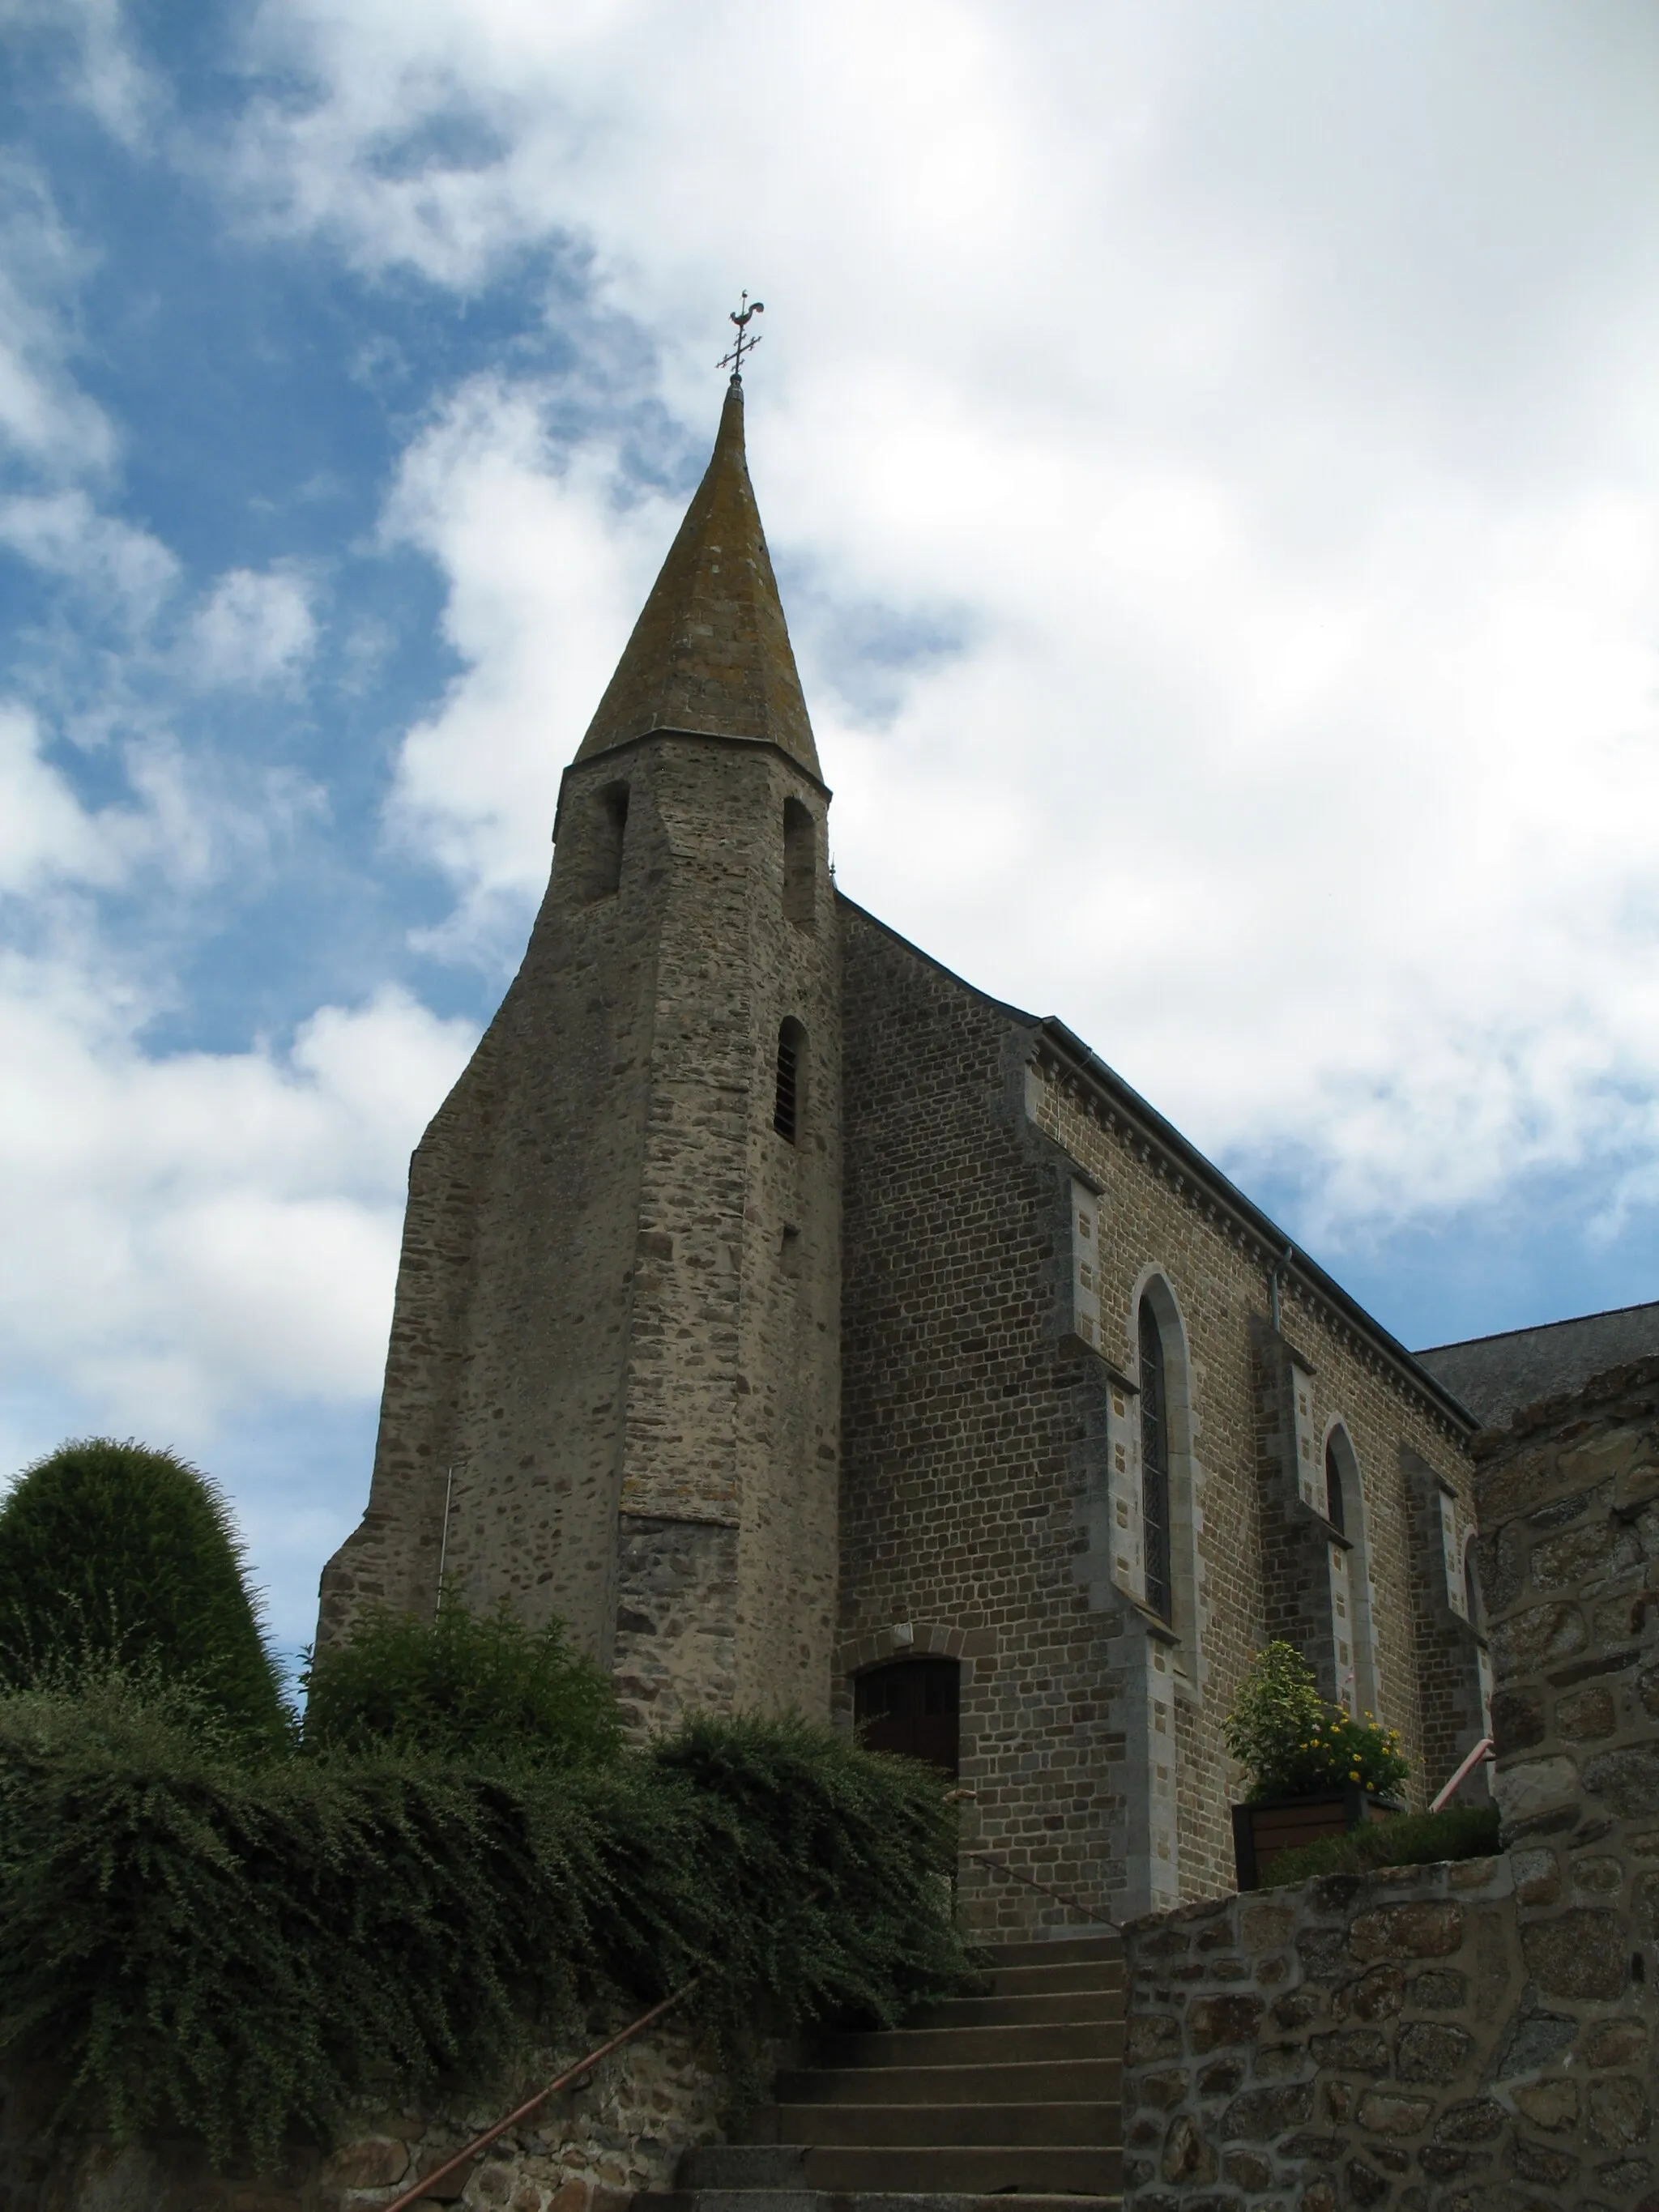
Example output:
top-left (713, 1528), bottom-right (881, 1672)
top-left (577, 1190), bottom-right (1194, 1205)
top-left (574, 376), bottom-right (821, 778)
top-left (1415, 1299), bottom-right (1659, 1426)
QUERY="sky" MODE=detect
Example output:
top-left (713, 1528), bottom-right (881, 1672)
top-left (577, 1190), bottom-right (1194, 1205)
top-left (2, 0), bottom-right (1657, 1666)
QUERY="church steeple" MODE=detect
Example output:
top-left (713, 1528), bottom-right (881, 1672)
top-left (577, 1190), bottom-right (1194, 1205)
top-left (574, 377), bottom-right (821, 779)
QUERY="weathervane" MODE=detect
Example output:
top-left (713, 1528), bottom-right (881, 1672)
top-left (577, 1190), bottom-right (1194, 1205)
top-left (719, 292), bottom-right (764, 381)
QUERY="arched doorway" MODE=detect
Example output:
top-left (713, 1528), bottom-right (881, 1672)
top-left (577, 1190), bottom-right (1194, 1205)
top-left (854, 1657), bottom-right (961, 1775)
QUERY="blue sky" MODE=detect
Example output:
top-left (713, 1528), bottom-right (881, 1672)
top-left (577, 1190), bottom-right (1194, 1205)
top-left (3, 0), bottom-right (1657, 1665)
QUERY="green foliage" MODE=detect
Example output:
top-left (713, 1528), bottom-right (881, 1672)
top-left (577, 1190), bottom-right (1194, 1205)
top-left (301, 1586), bottom-right (623, 1768)
top-left (0, 1678), bottom-right (967, 2170)
top-left (1223, 1641), bottom-right (1409, 1804)
top-left (0, 1439), bottom-right (288, 1749)
top-left (1260, 1801), bottom-right (1502, 1889)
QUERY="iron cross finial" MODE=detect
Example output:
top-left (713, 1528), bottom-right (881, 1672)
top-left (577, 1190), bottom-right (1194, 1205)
top-left (719, 292), bottom-right (765, 381)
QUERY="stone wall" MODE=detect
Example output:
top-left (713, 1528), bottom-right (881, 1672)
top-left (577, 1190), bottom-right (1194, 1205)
top-left (838, 899), bottom-right (1479, 1931)
top-left (1, 2011), bottom-right (726, 2212)
top-left (320, 727), bottom-right (843, 1733)
top-left (1120, 1356), bottom-right (1659, 2212)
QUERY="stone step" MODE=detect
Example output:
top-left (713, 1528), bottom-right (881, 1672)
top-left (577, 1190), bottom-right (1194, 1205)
top-left (680, 2146), bottom-right (1123, 2195)
top-left (749, 2100), bottom-right (1120, 2147)
top-left (976, 1956), bottom-right (1125, 1998)
top-left (973, 1934), bottom-right (1120, 1969)
top-left (911, 1988), bottom-right (1120, 2029)
top-left (817, 2020), bottom-right (1122, 2069)
top-left (774, 2056), bottom-right (1121, 2107)
top-left (636, 2192), bottom-right (1120, 2212)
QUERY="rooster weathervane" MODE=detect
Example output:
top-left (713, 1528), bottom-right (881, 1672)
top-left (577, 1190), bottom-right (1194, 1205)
top-left (719, 292), bottom-right (764, 381)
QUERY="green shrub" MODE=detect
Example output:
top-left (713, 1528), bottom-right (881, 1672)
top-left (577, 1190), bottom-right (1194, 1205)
top-left (1223, 1641), bottom-right (1408, 1803)
top-left (0, 1439), bottom-right (288, 1749)
top-left (1261, 1801), bottom-right (1502, 1888)
top-left (0, 1678), bottom-right (966, 2168)
top-left (301, 1586), bottom-right (623, 1768)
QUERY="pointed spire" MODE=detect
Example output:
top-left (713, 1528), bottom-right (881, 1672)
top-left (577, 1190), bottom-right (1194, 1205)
top-left (574, 379), bottom-right (821, 778)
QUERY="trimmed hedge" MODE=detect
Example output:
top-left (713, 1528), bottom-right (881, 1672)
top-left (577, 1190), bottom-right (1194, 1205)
top-left (1260, 1801), bottom-right (1501, 1888)
top-left (0, 1677), bottom-right (966, 2167)
top-left (0, 1439), bottom-right (288, 1749)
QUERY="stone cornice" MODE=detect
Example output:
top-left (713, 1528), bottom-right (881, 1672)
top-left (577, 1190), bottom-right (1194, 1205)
top-left (1031, 1019), bottom-right (1479, 1443)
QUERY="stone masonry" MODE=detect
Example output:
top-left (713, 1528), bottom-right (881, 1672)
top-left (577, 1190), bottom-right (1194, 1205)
top-left (0, 2011), bottom-right (727, 2212)
top-left (320, 368), bottom-right (1492, 1926)
top-left (318, 380), bottom-right (842, 1728)
top-left (838, 909), bottom-right (1481, 1929)
top-left (1118, 1355), bottom-right (1659, 2211)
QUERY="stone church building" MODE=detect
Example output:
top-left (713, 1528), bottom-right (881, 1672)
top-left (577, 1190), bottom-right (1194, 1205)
top-left (319, 374), bottom-right (1492, 1927)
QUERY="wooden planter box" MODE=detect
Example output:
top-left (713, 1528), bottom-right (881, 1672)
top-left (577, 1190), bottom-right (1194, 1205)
top-left (1232, 1786), bottom-right (1401, 1891)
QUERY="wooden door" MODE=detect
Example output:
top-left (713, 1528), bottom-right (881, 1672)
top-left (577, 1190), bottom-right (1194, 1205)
top-left (855, 1658), bottom-right (961, 1776)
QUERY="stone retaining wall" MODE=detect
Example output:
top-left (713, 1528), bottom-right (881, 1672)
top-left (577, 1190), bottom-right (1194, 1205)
top-left (0, 2012), bottom-right (726, 2212)
top-left (1122, 1357), bottom-right (1659, 2211)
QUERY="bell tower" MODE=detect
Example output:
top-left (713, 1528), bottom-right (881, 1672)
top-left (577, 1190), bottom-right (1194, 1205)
top-left (318, 372), bottom-right (842, 1728)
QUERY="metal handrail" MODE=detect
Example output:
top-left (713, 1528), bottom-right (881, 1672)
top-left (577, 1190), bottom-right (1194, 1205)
top-left (382, 1982), bottom-right (697, 2212)
top-left (962, 1849), bottom-right (1121, 1933)
top-left (1430, 1736), bottom-right (1495, 1813)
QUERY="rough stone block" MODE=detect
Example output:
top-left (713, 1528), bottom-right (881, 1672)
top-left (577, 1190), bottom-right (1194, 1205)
top-left (1492, 1600), bottom-right (1587, 1673)
top-left (1495, 2008), bottom-right (1576, 2079)
top-left (1432, 2099), bottom-right (1506, 2144)
top-left (1222, 2150), bottom-right (1274, 2190)
top-left (1189, 1993), bottom-right (1265, 2052)
top-left (1512, 2078), bottom-right (1579, 2132)
top-left (1219, 2082), bottom-right (1315, 2141)
top-left (1588, 2074), bottom-right (1653, 2151)
top-left (1333, 1963), bottom-right (1404, 2020)
top-left (1357, 2090), bottom-right (1434, 2133)
top-left (1408, 1967), bottom-right (1468, 2009)
top-left (1520, 1905), bottom-right (1630, 1999)
top-left (1584, 2016), bottom-right (1649, 2069)
top-left (1348, 1900), bottom-right (1463, 1962)
top-left (1395, 2021), bottom-right (1476, 2084)
top-left (1310, 2028), bottom-right (1389, 2075)
top-left (1584, 1741), bottom-right (1659, 1817)
top-left (1161, 2112), bottom-right (1218, 2184)
top-left (1128, 2014), bottom-right (1183, 2062)
top-left (1342, 2154), bottom-right (1390, 2206)
top-left (1511, 2135), bottom-right (1577, 2184)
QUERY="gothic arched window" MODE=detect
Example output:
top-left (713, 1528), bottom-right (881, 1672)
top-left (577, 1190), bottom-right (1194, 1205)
top-left (1139, 1297), bottom-right (1173, 1626)
top-left (1324, 1436), bottom-right (1347, 1535)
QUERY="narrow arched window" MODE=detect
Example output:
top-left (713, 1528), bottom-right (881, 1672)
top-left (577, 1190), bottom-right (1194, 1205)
top-left (1324, 1436), bottom-right (1346, 1535)
top-left (586, 781), bottom-right (629, 901)
top-left (774, 1018), bottom-right (804, 1142)
top-left (1139, 1298), bottom-right (1172, 1625)
top-left (783, 797), bottom-right (816, 927)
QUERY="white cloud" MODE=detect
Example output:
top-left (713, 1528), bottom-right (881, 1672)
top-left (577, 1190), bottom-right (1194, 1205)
top-left (0, 156), bottom-right (117, 477)
top-left (0, 703), bottom-right (125, 893)
top-left (189, 567), bottom-right (318, 688)
top-left (0, 962), bottom-right (476, 1437)
top-left (381, 374), bottom-right (672, 953)
top-left (264, 0), bottom-right (1659, 1230)
top-left (0, 0), bottom-right (161, 148)
top-left (0, 489), bottom-right (177, 623)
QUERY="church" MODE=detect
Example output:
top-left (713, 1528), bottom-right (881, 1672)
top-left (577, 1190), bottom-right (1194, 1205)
top-left (318, 367), bottom-right (1495, 1929)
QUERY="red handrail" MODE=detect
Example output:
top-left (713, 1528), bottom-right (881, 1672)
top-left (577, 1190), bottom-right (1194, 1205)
top-left (1429, 1736), bottom-right (1494, 1813)
top-left (382, 1982), bottom-right (697, 2212)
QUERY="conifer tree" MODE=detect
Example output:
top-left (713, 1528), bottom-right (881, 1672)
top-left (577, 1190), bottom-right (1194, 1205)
top-left (0, 1437), bottom-right (288, 1746)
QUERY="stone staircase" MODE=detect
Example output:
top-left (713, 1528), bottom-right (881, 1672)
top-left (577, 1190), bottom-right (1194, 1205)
top-left (637, 1931), bottom-right (1123, 2212)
